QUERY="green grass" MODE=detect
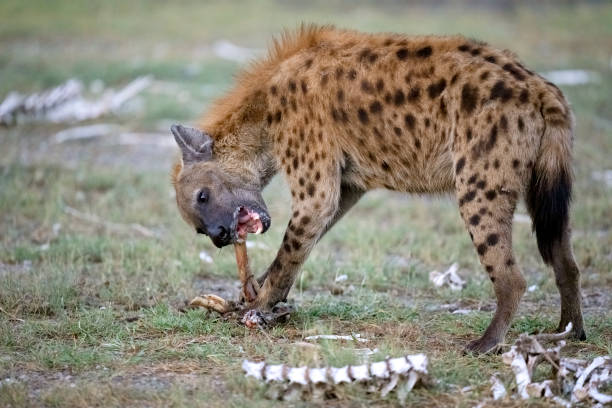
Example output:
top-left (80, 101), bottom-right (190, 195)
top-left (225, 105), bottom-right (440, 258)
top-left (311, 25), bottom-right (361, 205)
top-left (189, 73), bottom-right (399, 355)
top-left (1, 1), bottom-right (611, 407)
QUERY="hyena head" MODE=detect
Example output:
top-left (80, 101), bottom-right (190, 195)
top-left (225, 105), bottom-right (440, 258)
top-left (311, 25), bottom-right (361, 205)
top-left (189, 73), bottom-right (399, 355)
top-left (170, 124), bottom-right (271, 248)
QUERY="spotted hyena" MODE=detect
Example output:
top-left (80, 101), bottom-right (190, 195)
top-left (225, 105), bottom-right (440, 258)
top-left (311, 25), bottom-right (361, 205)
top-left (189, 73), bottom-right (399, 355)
top-left (171, 25), bottom-right (585, 353)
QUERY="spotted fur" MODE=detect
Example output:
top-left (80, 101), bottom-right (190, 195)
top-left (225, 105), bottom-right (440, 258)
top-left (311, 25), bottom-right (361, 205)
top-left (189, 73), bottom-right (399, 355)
top-left (172, 25), bottom-right (585, 353)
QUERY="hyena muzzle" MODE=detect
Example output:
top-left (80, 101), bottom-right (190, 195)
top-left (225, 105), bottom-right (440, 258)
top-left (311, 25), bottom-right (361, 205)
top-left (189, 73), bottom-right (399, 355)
top-left (171, 25), bottom-right (585, 353)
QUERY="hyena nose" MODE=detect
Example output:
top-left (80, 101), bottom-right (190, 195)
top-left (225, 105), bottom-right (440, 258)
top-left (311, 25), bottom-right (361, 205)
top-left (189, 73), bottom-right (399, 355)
top-left (211, 225), bottom-right (229, 242)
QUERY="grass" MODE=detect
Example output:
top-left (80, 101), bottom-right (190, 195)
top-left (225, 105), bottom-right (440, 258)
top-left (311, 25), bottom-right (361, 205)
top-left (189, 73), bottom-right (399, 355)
top-left (1, 1), bottom-right (611, 407)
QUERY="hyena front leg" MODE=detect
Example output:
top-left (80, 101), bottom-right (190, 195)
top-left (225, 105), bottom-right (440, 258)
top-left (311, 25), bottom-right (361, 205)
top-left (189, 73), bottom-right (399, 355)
top-left (256, 184), bottom-right (363, 288)
top-left (253, 164), bottom-right (342, 308)
top-left (455, 161), bottom-right (526, 353)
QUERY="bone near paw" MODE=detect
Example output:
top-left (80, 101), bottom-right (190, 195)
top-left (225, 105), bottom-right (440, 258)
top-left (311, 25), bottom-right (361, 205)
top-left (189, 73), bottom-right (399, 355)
top-left (189, 294), bottom-right (232, 314)
top-left (234, 240), bottom-right (260, 303)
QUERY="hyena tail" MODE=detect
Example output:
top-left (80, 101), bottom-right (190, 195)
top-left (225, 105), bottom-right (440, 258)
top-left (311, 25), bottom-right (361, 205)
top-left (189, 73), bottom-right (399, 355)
top-left (526, 95), bottom-right (574, 265)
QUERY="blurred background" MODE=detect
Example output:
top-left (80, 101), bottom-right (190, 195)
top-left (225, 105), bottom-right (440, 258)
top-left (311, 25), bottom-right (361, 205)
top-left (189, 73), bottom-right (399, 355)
top-left (0, 1), bottom-right (610, 406)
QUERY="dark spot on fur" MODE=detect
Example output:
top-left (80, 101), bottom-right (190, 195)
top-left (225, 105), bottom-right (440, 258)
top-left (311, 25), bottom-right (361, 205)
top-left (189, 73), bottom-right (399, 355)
top-left (348, 69), bottom-right (357, 80)
top-left (485, 124), bottom-right (498, 151)
top-left (503, 63), bottom-right (525, 81)
top-left (460, 190), bottom-right (477, 206)
top-left (416, 45), bottom-right (432, 58)
top-left (439, 99), bottom-right (447, 117)
top-left (512, 159), bottom-right (520, 168)
top-left (415, 139), bottom-right (421, 149)
top-left (458, 44), bottom-right (471, 52)
top-left (500, 115), bottom-right (508, 132)
top-left (477, 243), bottom-right (487, 255)
top-left (480, 71), bottom-right (490, 81)
top-left (476, 180), bottom-right (486, 189)
top-left (484, 55), bottom-right (496, 64)
top-left (291, 239), bottom-right (302, 251)
top-left (486, 233), bottom-right (499, 246)
top-left (408, 87), bottom-right (420, 102)
top-left (369, 100), bottom-right (382, 114)
top-left (468, 174), bottom-right (477, 184)
top-left (280, 95), bottom-right (287, 106)
top-left (506, 258), bottom-right (515, 266)
top-left (299, 192), bottom-right (304, 200)
top-left (424, 118), bottom-right (430, 128)
top-left (361, 79), bottom-right (373, 93)
top-left (292, 157), bottom-right (299, 170)
top-left (274, 110), bottom-right (282, 123)
top-left (381, 161), bottom-right (391, 172)
top-left (470, 48), bottom-right (481, 56)
top-left (451, 73), bottom-right (459, 85)
top-left (393, 89), bottom-right (405, 106)
top-left (404, 113), bottom-right (416, 131)
top-left (335, 66), bottom-right (344, 79)
top-left (396, 48), bottom-right (409, 60)
top-left (519, 89), bottom-right (529, 104)
top-left (466, 128), bottom-right (473, 141)
top-left (460, 83), bottom-right (479, 114)
top-left (337, 89), bottom-right (344, 102)
top-left (493, 159), bottom-right (500, 169)
top-left (376, 79), bottom-right (384, 92)
top-left (358, 48), bottom-right (371, 62)
top-left (469, 214), bottom-right (481, 225)
top-left (456, 157), bottom-right (466, 174)
top-left (394, 126), bottom-right (402, 136)
top-left (321, 72), bottom-right (330, 86)
top-left (485, 265), bottom-right (493, 273)
top-left (427, 78), bottom-right (447, 99)
top-left (490, 80), bottom-right (513, 102)
top-left (300, 216), bottom-right (311, 226)
top-left (358, 108), bottom-right (369, 124)
top-left (545, 107), bottom-right (563, 115)
top-left (266, 113), bottom-right (273, 125)
top-left (301, 80), bottom-right (308, 94)
top-left (305, 59), bottom-right (313, 69)
top-left (485, 189), bottom-right (497, 200)
top-left (288, 80), bottom-right (297, 92)
top-left (298, 177), bottom-right (305, 186)
top-left (270, 85), bottom-right (277, 96)
top-left (315, 171), bottom-right (320, 181)
top-left (517, 116), bottom-right (525, 132)
top-left (306, 183), bottom-right (316, 197)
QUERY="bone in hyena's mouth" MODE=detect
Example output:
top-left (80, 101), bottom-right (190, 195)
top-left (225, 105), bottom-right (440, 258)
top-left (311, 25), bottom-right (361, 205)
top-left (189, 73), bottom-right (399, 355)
top-left (234, 206), bottom-right (264, 241)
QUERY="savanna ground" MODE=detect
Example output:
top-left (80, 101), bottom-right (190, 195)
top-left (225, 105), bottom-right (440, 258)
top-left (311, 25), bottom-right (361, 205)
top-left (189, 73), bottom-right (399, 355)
top-left (0, 1), bottom-right (611, 406)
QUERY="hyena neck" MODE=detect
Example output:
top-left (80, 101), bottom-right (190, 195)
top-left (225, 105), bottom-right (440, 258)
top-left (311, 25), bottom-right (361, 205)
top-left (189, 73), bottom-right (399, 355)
top-left (203, 105), bottom-right (278, 191)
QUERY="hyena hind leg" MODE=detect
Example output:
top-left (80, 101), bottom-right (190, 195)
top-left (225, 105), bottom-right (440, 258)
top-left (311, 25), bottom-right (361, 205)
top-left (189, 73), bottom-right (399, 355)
top-left (456, 186), bottom-right (526, 353)
top-left (550, 228), bottom-right (586, 339)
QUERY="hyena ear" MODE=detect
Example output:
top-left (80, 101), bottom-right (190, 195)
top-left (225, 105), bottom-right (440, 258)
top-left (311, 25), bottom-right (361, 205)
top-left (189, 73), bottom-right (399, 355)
top-left (170, 124), bottom-right (213, 164)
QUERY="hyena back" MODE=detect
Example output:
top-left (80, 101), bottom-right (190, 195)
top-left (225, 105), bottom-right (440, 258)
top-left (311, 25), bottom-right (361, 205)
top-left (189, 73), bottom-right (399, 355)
top-left (171, 25), bottom-right (584, 353)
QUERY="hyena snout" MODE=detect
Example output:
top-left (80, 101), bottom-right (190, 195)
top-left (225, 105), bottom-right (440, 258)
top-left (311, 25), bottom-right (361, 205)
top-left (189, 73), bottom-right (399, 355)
top-left (197, 223), bottom-right (232, 248)
top-left (199, 202), bottom-right (271, 248)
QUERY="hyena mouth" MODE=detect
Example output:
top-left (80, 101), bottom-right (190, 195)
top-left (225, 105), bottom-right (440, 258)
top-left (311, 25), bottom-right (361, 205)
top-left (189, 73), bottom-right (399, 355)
top-left (233, 206), bottom-right (269, 241)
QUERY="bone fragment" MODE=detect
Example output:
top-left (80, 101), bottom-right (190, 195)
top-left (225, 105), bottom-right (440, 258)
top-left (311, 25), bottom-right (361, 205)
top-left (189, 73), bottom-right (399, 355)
top-left (234, 240), bottom-right (260, 303)
top-left (189, 294), bottom-right (234, 314)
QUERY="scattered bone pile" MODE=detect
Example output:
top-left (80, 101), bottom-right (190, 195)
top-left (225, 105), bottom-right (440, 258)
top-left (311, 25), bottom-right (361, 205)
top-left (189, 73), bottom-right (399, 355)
top-left (242, 354), bottom-right (429, 402)
top-left (496, 323), bottom-right (611, 406)
top-left (0, 76), bottom-right (151, 125)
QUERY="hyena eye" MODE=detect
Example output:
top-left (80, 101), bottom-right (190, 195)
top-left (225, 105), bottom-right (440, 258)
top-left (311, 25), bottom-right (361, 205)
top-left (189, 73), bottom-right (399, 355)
top-left (197, 189), bottom-right (209, 204)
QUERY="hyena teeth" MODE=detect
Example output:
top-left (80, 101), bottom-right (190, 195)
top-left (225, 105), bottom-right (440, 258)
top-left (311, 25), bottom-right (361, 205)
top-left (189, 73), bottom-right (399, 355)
top-left (242, 354), bottom-right (429, 400)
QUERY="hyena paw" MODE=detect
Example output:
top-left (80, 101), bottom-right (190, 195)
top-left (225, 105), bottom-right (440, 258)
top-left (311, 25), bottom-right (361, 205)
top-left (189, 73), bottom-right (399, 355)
top-left (464, 336), bottom-right (502, 355)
